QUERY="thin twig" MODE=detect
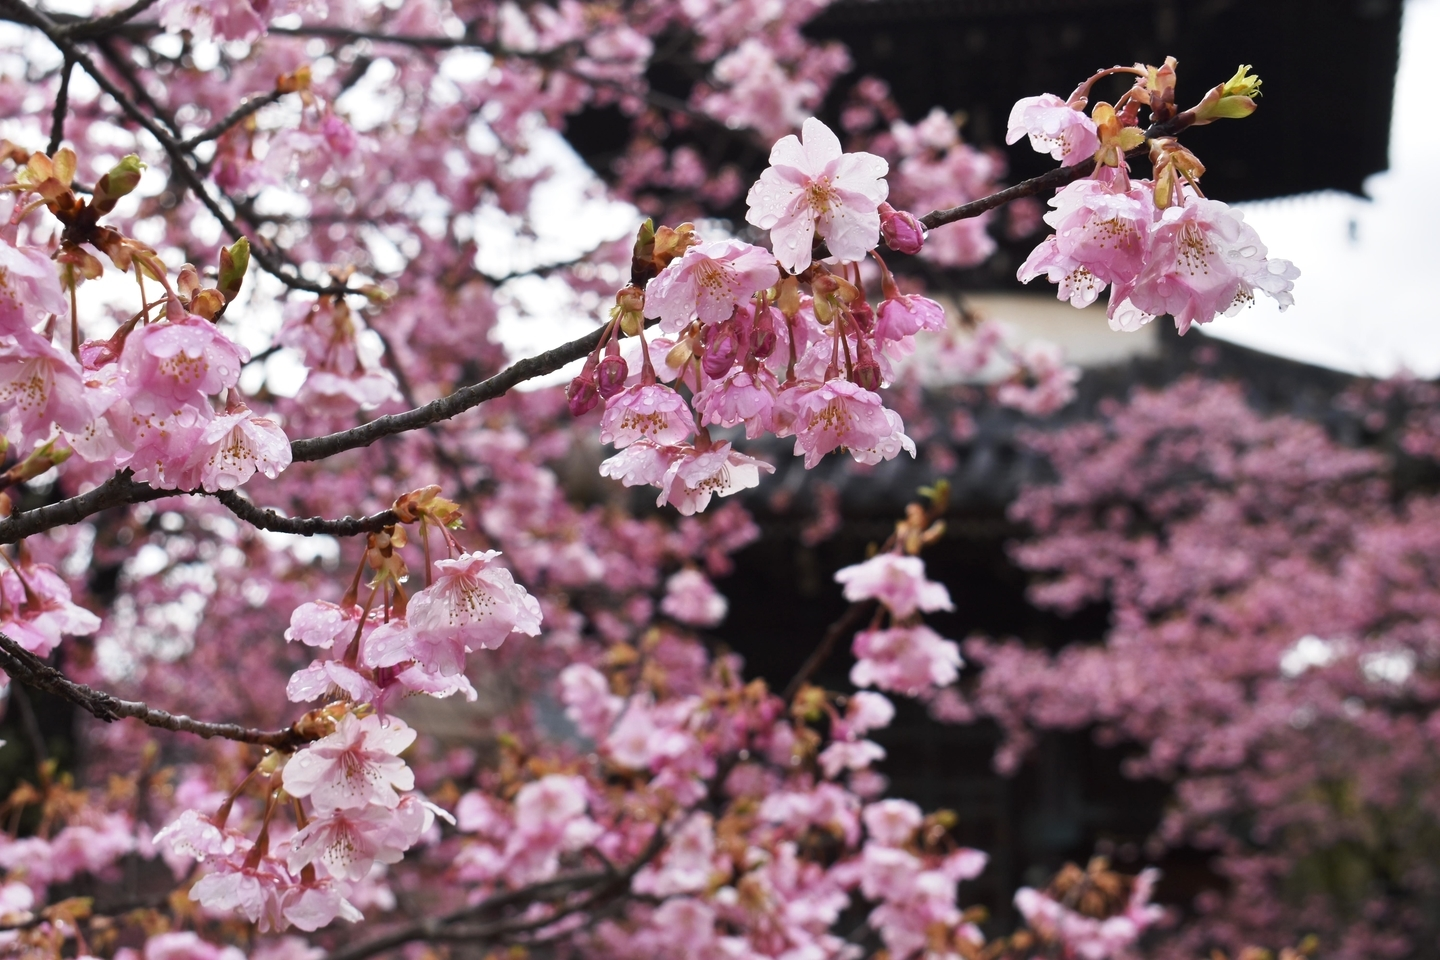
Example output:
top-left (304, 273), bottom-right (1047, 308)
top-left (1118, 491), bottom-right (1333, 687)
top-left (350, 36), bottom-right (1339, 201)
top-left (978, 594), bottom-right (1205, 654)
top-left (46, 56), bottom-right (73, 154)
top-left (0, 0), bottom-right (344, 297)
top-left (781, 599), bottom-right (876, 702)
top-left (0, 632), bottom-right (310, 750)
top-left (178, 89), bottom-right (287, 150)
top-left (320, 826), bottom-right (667, 960)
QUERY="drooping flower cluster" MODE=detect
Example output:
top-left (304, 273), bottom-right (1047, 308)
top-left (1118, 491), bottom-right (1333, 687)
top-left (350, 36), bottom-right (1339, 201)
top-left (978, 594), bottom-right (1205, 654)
top-left (1011, 68), bottom-right (1298, 333)
top-left (0, 152), bottom-right (289, 493)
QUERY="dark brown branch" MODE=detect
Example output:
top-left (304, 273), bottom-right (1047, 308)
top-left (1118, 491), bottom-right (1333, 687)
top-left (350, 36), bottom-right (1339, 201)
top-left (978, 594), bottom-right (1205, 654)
top-left (0, 472), bottom-right (168, 545)
top-left (0, 0), bottom-right (343, 297)
top-left (59, 0), bottom-right (159, 40)
top-left (178, 89), bottom-right (287, 150)
top-left (321, 825), bottom-right (667, 960)
top-left (0, 632), bottom-right (310, 750)
top-left (46, 55), bottom-right (73, 154)
top-left (290, 319), bottom-right (618, 462)
top-left (0, 472), bottom-right (398, 545)
top-left (781, 599), bottom-right (876, 702)
top-left (213, 490), bottom-right (398, 537)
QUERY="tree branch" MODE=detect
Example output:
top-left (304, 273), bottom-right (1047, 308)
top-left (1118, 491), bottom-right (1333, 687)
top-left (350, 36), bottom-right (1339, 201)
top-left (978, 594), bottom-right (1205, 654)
top-left (59, 0), bottom-right (159, 40)
top-left (0, 632), bottom-right (310, 750)
top-left (0, 472), bottom-right (399, 545)
top-left (289, 318), bottom-right (615, 462)
top-left (212, 490), bottom-right (398, 537)
top-left (781, 599), bottom-right (876, 702)
top-left (321, 825), bottom-right (667, 960)
top-left (46, 55), bottom-right (73, 154)
top-left (0, 0), bottom-right (344, 297)
top-left (178, 89), bottom-right (288, 150)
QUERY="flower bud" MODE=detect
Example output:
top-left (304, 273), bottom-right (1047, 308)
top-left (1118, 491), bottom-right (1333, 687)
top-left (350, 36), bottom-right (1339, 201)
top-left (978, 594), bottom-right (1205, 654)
top-left (92, 154), bottom-right (145, 215)
top-left (567, 373), bottom-right (600, 416)
top-left (702, 319), bottom-right (740, 379)
top-left (596, 353), bottom-right (629, 398)
top-left (850, 299), bottom-right (875, 336)
top-left (879, 203), bottom-right (925, 255)
top-left (665, 337), bottom-right (695, 370)
top-left (751, 304), bottom-right (778, 359)
top-left (1191, 64), bottom-right (1262, 125)
top-left (218, 237), bottom-right (251, 304)
top-left (613, 284), bottom-right (646, 336)
top-left (852, 337), bottom-right (882, 392)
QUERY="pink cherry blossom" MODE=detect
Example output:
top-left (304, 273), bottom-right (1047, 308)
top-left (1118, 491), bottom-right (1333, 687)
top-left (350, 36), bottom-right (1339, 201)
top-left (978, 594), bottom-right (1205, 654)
top-left (656, 441), bottom-right (774, 516)
top-left (284, 601), bottom-right (365, 653)
top-left (643, 240), bottom-right (779, 332)
top-left (598, 384), bottom-right (696, 448)
top-left (405, 550), bottom-right (542, 662)
top-left (0, 563), bottom-right (101, 657)
top-left (834, 553), bottom-right (953, 618)
top-left (851, 625), bottom-right (962, 695)
top-left (874, 294), bottom-right (945, 342)
top-left (0, 328), bottom-right (99, 445)
top-left (180, 401), bottom-right (292, 492)
top-left (1118, 196), bottom-right (1299, 334)
top-left (281, 713), bottom-right (417, 813)
top-left (286, 801), bottom-right (427, 881)
top-left (0, 238), bottom-right (67, 336)
top-left (1006, 93), bottom-right (1101, 166)
top-left (786, 379), bottom-right (895, 469)
top-left (118, 315), bottom-right (247, 415)
top-left (659, 569), bottom-right (728, 627)
top-left (598, 439), bottom-right (679, 489)
top-left (692, 367), bottom-right (779, 438)
top-left (1018, 178), bottom-right (1155, 308)
top-left (863, 799), bottom-right (923, 847)
top-left (558, 663), bottom-right (623, 739)
top-left (745, 117), bottom-right (889, 274)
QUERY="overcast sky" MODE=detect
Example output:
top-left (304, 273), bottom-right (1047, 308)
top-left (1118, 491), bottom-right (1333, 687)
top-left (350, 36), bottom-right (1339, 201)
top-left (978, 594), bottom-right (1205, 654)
top-left (1202, 0), bottom-right (1440, 378)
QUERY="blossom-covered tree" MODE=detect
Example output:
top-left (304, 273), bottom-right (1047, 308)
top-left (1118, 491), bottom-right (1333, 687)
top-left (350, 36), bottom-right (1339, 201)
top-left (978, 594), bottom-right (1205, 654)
top-left (961, 377), bottom-right (1440, 960)
top-left (0, 1), bottom-right (1306, 958)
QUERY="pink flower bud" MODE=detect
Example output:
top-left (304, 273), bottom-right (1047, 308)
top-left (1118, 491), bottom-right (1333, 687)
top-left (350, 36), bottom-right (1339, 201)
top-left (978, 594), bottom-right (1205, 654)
top-left (880, 203), bottom-right (925, 255)
top-left (853, 337), bottom-right (882, 392)
top-left (567, 371), bottom-right (600, 416)
top-left (751, 304), bottom-right (778, 359)
top-left (850, 300), bottom-right (876, 336)
top-left (596, 353), bottom-right (629, 398)
top-left (702, 319), bottom-right (740, 379)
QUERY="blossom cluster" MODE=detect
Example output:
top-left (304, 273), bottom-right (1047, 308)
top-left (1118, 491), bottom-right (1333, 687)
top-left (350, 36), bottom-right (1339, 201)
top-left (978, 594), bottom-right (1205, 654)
top-left (0, 153), bottom-right (289, 494)
top-left (1008, 69), bottom-right (1298, 333)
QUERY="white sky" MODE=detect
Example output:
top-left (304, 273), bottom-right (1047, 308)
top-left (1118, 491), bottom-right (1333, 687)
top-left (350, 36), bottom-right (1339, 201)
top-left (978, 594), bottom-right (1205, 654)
top-left (1202, 0), bottom-right (1440, 377)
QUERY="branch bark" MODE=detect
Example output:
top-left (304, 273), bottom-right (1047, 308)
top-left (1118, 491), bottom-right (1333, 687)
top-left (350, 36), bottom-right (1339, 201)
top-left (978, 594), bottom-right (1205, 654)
top-left (0, 632), bottom-right (310, 750)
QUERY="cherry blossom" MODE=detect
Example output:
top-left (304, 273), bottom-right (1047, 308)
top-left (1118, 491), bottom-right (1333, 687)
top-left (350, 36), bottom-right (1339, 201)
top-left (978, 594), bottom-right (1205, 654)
top-left (1006, 93), bottom-right (1102, 165)
top-left (834, 553), bottom-right (954, 618)
top-left (1119, 196), bottom-right (1300, 333)
top-left (644, 240), bottom-right (780, 331)
top-left (745, 117), bottom-right (889, 273)
top-left (281, 713), bottom-right (417, 813)
top-left (599, 384), bottom-right (697, 448)
top-left (659, 569), bottom-right (728, 627)
top-left (405, 551), bottom-right (543, 661)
